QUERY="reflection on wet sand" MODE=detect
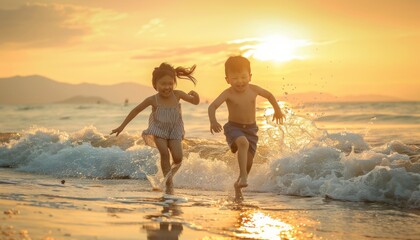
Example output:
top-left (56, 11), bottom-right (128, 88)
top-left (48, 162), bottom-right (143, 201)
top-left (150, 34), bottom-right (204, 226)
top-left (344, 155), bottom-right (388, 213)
top-left (140, 197), bottom-right (311, 239)
top-left (145, 222), bottom-right (183, 240)
top-left (143, 203), bottom-right (183, 240)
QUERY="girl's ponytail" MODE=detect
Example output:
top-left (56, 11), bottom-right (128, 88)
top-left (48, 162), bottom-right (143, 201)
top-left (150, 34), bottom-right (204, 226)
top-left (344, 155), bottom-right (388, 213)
top-left (175, 65), bottom-right (197, 85)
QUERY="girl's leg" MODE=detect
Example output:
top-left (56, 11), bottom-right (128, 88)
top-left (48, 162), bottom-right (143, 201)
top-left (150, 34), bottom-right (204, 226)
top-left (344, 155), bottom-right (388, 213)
top-left (166, 139), bottom-right (183, 194)
top-left (168, 139), bottom-right (183, 164)
top-left (154, 137), bottom-right (171, 190)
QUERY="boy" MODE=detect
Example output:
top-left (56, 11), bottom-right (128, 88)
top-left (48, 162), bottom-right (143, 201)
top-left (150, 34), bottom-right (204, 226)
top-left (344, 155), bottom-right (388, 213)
top-left (208, 56), bottom-right (284, 201)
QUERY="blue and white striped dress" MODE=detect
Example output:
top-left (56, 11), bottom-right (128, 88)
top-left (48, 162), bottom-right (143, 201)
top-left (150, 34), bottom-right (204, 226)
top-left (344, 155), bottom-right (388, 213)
top-left (142, 93), bottom-right (184, 147)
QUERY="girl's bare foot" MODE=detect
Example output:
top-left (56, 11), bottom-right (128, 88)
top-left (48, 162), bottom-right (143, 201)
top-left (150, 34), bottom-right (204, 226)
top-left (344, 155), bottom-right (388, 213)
top-left (237, 177), bottom-right (248, 188)
top-left (165, 185), bottom-right (174, 195)
top-left (165, 179), bottom-right (174, 195)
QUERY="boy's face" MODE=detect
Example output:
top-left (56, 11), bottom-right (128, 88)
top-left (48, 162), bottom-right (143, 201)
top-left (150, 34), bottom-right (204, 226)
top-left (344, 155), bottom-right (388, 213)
top-left (225, 69), bottom-right (252, 93)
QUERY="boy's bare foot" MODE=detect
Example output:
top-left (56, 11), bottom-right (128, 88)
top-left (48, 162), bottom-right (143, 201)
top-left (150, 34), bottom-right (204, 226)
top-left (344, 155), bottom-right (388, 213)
top-left (234, 181), bottom-right (244, 202)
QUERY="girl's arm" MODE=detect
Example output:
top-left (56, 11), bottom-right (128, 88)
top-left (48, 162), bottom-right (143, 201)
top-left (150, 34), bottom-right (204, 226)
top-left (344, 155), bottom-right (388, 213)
top-left (175, 90), bottom-right (200, 105)
top-left (111, 96), bottom-right (153, 136)
top-left (253, 85), bottom-right (285, 124)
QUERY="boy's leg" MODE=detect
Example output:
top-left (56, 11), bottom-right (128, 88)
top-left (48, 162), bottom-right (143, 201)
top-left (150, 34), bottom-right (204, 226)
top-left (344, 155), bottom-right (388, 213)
top-left (235, 136), bottom-right (249, 187)
top-left (234, 146), bottom-right (255, 202)
top-left (247, 151), bottom-right (255, 173)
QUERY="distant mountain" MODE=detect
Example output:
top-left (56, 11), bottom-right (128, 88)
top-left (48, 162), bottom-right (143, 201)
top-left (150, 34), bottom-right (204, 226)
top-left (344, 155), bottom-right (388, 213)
top-left (0, 75), bottom-right (406, 104)
top-left (56, 95), bottom-right (110, 104)
top-left (0, 75), bottom-right (156, 104)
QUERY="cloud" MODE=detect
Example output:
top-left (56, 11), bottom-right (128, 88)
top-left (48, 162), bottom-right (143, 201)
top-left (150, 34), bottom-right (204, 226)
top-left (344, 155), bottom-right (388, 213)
top-left (131, 41), bottom-right (249, 61)
top-left (136, 18), bottom-right (165, 36)
top-left (0, 3), bottom-right (122, 48)
top-left (131, 37), bottom-right (314, 64)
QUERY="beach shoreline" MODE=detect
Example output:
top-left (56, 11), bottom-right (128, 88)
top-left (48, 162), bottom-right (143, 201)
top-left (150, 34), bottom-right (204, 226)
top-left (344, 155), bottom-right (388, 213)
top-left (2, 183), bottom-right (419, 240)
top-left (1, 168), bottom-right (420, 240)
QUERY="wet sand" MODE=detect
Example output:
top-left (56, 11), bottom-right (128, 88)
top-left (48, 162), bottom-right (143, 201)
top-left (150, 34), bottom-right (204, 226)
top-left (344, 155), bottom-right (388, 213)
top-left (1, 170), bottom-right (419, 240)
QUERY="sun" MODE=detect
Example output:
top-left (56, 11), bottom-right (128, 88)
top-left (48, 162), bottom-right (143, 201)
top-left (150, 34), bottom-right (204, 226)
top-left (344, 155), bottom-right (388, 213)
top-left (237, 35), bottom-right (311, 63)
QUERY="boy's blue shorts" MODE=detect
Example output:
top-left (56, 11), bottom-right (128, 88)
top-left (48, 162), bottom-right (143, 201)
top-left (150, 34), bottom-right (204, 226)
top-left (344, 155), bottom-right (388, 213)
top-left (223, 121), bottom-right (259, 156)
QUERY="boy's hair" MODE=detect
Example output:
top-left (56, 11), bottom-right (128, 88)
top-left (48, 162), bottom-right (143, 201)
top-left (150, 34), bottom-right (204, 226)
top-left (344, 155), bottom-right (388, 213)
top-left (152, 63), bottom-right (197, 90)
top-left (224, 56), bottom-right (251, 77)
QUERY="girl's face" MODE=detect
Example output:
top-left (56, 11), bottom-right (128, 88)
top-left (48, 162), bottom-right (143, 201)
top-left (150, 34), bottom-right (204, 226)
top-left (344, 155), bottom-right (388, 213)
top-left (155, 75), bottom-right (175, 98)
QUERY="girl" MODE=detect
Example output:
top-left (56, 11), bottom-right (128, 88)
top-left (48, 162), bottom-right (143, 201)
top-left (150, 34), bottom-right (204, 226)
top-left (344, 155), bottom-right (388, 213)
top-left (111, 63), bottom-right (199, 194)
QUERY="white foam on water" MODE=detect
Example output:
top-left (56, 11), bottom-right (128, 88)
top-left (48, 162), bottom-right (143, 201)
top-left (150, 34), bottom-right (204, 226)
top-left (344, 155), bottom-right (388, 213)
top-left (253, 135), bottom-right (419, 207)
top-left (174, 153), bottom-right (234, 191)
top-left (0, 126), bottom-right (158, 179)
top-left (1, 117), bottom-right (418, 208)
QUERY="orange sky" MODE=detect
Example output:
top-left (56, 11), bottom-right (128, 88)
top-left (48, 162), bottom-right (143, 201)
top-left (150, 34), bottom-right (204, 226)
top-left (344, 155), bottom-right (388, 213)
top-left (1, 0), bottom-right (419, 101)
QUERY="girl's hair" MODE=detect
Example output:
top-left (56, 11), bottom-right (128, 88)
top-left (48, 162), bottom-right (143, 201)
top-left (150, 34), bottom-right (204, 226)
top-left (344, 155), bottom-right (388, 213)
top-left (152, 63), bottom-right (197, 90)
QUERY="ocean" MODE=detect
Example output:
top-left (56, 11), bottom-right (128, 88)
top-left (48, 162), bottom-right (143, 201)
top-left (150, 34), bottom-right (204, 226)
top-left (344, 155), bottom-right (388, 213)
top-left (0, 101), bottom-right (419, 239)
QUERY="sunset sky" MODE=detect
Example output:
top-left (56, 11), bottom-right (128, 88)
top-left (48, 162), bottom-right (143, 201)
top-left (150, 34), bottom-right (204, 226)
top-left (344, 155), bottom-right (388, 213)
top-left (1, 0), bottom-right (419, 101)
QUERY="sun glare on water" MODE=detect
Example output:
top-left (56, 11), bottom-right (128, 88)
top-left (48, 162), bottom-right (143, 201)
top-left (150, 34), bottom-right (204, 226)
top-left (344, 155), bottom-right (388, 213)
top-left (235, 210), bottom-right (295, 239)
top-left (232, 35), bottom-right (311, 63)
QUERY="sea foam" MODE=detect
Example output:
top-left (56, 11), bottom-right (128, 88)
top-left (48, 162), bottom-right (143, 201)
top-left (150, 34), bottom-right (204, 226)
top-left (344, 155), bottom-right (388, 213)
top-left (0, 122), bottom-right (418, 208)
top-left (0, 126), bottom-right (158, 179)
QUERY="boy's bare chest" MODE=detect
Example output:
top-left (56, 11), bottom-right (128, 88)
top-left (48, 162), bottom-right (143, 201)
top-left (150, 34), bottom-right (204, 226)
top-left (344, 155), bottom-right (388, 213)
top-left (226, 92), bottom-right (256, 109)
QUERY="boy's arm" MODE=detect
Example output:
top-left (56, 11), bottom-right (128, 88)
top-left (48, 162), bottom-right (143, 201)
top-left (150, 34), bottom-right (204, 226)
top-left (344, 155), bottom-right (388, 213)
top-left (175, 90), bottom-right (200, 105)
top-left (208, 90), bottom-right (228, 134)
top-left (111, 97), bottom-right (152, 136)
top-left (253, 85), bottom-right (285, 124)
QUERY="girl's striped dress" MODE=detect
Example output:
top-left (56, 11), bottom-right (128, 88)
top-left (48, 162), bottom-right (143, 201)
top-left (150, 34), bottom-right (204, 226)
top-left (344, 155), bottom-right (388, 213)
top-left (142, 93), bottom-right (184, 147)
